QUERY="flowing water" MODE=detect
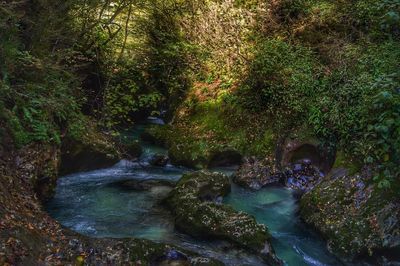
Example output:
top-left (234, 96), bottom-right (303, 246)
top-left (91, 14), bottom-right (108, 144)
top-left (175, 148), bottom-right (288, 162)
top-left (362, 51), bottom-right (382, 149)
top-left (46, 120), bottom-right (342, 266)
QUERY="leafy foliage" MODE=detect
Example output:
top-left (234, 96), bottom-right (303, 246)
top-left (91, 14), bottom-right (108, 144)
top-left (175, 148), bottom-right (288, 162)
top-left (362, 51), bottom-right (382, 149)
top-left (0, 0), bottom-right (399, 187)
top-left (103, 61), bottom-right (163, 127)
top-left (238, 39), bottom-right (319, 124)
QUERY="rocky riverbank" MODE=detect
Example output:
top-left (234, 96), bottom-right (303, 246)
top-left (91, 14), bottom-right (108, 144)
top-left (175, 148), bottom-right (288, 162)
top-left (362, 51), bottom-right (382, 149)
top-left (0, 136), bottom-right (221, 265)
top-left (141, 122), bottom-right (400, 264)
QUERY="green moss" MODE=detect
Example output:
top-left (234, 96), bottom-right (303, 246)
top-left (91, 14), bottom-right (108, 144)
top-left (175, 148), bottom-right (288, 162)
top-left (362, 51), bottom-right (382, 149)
top-left (165, 171), bottom-right (282, 265)
top-left (333, 151), bottom-right (361, 175)
top-left (300, 170), bottom-right (400, 259)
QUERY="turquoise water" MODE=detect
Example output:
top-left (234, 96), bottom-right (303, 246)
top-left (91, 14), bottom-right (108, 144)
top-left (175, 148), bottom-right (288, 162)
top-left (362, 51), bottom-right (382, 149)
top-left (46, 121), bottom-right (343, 265)
top-left (224, 185), bottom-right (341, 266)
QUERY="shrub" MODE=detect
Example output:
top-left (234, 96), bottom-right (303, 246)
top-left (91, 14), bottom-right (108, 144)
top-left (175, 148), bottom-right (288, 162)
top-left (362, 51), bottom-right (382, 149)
top-left (309, 41), bottom-right (400, 185)
top-left (237, 38), bottom-right (319, 127)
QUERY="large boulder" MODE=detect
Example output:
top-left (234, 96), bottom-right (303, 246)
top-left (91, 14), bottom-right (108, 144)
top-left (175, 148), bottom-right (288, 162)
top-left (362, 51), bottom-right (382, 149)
top-left (60, 136), bottom-right (120, 175)
top-left (60, 136), bottom-right (120, 176)
top-left (141, 125), bottom-right (242, 169)
top-left (233, 157), bottom-right (282, 190)
top-left (165, 171), bottom-right (283, 265)
top-left (300, 168), bottom-right (400, 261)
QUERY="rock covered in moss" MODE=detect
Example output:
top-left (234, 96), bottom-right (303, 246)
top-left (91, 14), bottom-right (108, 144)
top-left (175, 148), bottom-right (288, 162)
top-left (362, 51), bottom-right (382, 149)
top-left (300, 168), bottom-right (400, 261)
top-left (165, 171), bottom-right (282, 265)
top-left (233, 157), bottom-right (282, 190)
top-left (60, 135), bottom-right (120, 176)
top-left (141, 125), bottom-right (242, 169)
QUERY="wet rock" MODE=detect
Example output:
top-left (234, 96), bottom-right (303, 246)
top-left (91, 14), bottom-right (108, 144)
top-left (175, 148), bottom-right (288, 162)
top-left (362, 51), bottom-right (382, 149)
top-left (283, 160), bottom-right (324, 193)
top-left (233, 157), bottom-right (283, 190)
top-left (150, 154), bottom-right (170, 167)
top-left (300, 167), bottom-right (400, 261)
top-left (165, 171), bottom-right (283, 265)
top-left (0, 129), bottom-right (223, 265)
top-left (60, 137), bottom-right (120, 176)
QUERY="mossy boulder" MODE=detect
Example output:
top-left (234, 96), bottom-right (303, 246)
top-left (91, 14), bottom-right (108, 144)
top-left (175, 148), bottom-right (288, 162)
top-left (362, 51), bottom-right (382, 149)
top-left (165, 171), bottom-right (282, 265)
top-left (85, 238), bottom-right (224, 266)
top-left (60, 136), bottom-right (120, 176)
top-left (233, 157), bottom-right (283, 190)
top-left (141, 125), bottom-right (242, 169)
top-left (300, 168), bottom-right (400, 261)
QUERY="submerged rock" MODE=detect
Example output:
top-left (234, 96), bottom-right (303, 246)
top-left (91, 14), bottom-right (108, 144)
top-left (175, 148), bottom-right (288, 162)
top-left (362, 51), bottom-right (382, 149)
top-left (300, 168), bottom-right (400, 261)
top-left (165, 171), bottom-right (283, 265)
top-left (233, 157), bottom-right (282, 190)
top-left (110, 179), bottom-right (176, 191)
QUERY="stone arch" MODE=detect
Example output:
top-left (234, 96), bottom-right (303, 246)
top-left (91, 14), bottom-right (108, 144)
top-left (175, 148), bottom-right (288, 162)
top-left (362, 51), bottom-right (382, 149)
top-left (279, 141), bottom-right (335, 174)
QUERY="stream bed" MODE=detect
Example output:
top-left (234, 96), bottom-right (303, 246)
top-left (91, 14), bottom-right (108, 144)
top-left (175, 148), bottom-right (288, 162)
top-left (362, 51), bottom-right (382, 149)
top-left (46, 122), bottom-right (342, 266)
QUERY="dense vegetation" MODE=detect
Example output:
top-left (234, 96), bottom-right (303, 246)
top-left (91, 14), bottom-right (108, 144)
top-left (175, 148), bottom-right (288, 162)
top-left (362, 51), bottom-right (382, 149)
top-left (1, 0), bottom-right (399, 185)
